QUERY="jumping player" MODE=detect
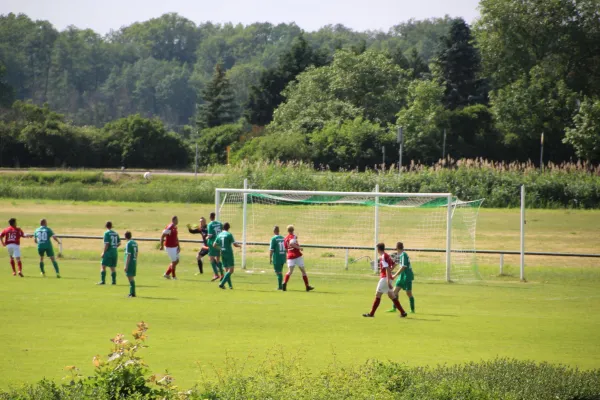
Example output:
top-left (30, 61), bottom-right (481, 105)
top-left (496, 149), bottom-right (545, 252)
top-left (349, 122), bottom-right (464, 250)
top-left (387, 242), bottom-right (415, 313)
top-left (98, 221), bottom-right (120, 285)
top-left (34, 219), bottom-right (61, 278)
top-left (362, 243), bottom-right (407, 318)
top-left (282, 225), bottom-right (314, 292)
top-left (269, 226), bottom-right (286, 290)
top-left (206, 212), bottom-right (223, 281)
top-left (0, 218), bottom-right (28, 277)
top-left (160, 216), bottom-right (180, 280)
top-left (123, 231), bottom-right (138, 298)
top-left (214, 222), bottom-right (241, 289)
top-left (187, 217), bottom-right (210, 276)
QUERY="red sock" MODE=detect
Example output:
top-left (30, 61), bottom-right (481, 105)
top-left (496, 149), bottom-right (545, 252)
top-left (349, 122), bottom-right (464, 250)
top-left (392, 298), bottom-right (406, 314)
top-left (17, 261), bottom-right (22, 272)
top-left (10, 259), bottom-right (16, 273)
top-left (171, 265), bottom-right (177, 278)
top-left (370, 297), bottom-right (381, 316)
top-left (165, 264), bottom-right (172, 276)
top-left (302, 274), bottom-right (309, 287)
top-left (283, 273), bottom-right (291, 284)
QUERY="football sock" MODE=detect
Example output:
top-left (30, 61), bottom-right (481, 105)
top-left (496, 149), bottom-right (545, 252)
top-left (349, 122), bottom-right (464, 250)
top-left (302, 274), bottom-right (309, 288)
top-left (277, 273), bottom-right (283, 289)
top-left (10, 259), bottom-right (16, 273)
top-left (217, 262), bottom-right (224, 276)
top-left (392, 298), bottom-right (406, 314)
top-left (100, 270), bottom-right (106, 283)
top-left (40, 262), bottom-right (45, 274)
top-left (220, 271), bottom-right (231, 287)
top-left (226, 272), bottom-right (232, 288)
top-left (283, 273), bottom-right (291, 284)
top-left (111, 271), bottom-right (116, 284)
top-left (210, 260), bottom-right (218, 275)
top-left (17, 261), bottom-right (22, 272)
top-left (165, 265), bottom-right (172, 276)
top-left (171, 266), bottom-right (177, 278)
top-left (409, 296), bottom-right (415, 312)
top-left (130, 280), bottom-right (136, 296)
top-left (197, 259), bottom-right (203, 274)
top-left (52, 261), bottom-right (60, 274)
top-left (370, 297), bottom-right (381, 316)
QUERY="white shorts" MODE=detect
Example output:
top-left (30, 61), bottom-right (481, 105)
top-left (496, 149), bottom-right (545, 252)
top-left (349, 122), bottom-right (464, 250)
top-left (6, 244), bottom-right (21, 258)
top-left (165, 247), bottom-right (180, 262)
top-left (287, 256), bottom-right (304, 268)
top-left (376, 278), bottom-right (393, 294)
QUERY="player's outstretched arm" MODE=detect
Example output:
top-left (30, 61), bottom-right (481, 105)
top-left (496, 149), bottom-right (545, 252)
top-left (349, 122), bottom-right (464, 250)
top-left (233, 242), bottom-right (242, 248)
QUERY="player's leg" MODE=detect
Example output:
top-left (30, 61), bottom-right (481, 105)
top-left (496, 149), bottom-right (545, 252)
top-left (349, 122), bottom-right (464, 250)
top-left (364, 280), bottom-right (386, 317)
top-left (127, 275), bottom-right (136, 297)
top-left (9, 255), bottom-right (16, 275)
top-left (406, 285), bottom-right (415, 313)
top-left (216, 256), bottom-right (224, 278)
top-left (12, 246), bottom-right (23, 277)
top-left (98, 265), bottom-right (107, 284)
top-left (221, 267), bottom-right (234, 289)
top-left (109, 267), bottom-right (117, 284)
top-left (164, 248), bottom-right (175, 278)
top-left (39, 249), bottom-right (46, 276)
top-left (46, 247), bottom-right (60, 277)
top-left (282, 261), bottom-right (294, 291)
top-left (171, 259), bottom-right (179, 279)
top-left (298, 264), bottom-right (314, 292)
top-left (386, 286), bottom-right (402, 312)
top-left (387, 289), bottom-right (407, 317)
top-left (274, 263), bottom-right (283, 290)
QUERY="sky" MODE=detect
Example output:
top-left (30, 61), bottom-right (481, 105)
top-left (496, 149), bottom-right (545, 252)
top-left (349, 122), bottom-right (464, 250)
top-left (0, 0), bottom-right (481, 34)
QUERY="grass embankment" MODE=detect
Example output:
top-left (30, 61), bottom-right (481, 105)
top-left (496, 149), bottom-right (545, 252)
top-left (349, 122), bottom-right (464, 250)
top-left (1, 159), bottom-right (600, 207)
top-left (0, 200), bottom-right (599, 394)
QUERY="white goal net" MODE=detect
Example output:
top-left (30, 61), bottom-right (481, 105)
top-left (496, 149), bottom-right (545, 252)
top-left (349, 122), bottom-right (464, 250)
top-left (215, 186), bottom-right (483, 281)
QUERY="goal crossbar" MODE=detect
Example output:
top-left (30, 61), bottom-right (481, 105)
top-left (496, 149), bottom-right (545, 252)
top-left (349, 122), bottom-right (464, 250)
top-left (215, 188), bottom-right (451, 198)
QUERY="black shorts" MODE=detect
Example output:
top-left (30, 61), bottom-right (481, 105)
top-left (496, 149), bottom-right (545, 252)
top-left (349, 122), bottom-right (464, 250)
top-left (199, 245), bottom-right (209, 257)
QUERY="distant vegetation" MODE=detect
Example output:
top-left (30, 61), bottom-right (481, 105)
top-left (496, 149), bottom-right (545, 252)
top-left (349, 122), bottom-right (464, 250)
top-left (1, 0), bottom-right (599, 170)
top-left (1, 160), bottom-right (599, 208)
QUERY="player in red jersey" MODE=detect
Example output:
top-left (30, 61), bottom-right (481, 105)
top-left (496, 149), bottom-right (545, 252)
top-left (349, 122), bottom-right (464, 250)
top-left (160, 216), bottom-right (180, 280)
top-left (0, 218), bottom-right (29, 277)
top-left (282, 225), bottom-right (314, 292)
top-left (363, 243), bottom-right (407, 318)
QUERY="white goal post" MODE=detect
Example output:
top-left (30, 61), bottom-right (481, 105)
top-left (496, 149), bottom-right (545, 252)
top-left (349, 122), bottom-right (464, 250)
top-left (215, 182), bottom-right (483, 282)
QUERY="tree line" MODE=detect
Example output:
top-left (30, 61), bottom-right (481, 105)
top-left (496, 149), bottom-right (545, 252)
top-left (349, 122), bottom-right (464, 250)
top-left (1, 0), bottom-right (599, 169)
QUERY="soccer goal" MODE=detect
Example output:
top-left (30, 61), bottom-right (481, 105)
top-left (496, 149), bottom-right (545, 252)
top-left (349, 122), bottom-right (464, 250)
top-left (215, 183), bottom-right (483, 282)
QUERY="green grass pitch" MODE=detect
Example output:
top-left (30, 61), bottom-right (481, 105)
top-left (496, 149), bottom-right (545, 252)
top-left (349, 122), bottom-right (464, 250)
top-left (0, 200), bottom-right (599, 390)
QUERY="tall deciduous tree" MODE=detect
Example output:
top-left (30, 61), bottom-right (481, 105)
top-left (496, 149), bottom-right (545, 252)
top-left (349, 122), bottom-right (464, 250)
top-left (245, 34), bottom-right (326, 126)
top-left (564, 97), bottom-right (600, 162)
top-left (196, 64), bottom-right (237, 129)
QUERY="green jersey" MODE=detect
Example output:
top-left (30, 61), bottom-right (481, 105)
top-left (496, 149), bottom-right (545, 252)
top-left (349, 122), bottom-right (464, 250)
top-left (207, 221), bottom-right (223, 246)
top-left (124, 240), bottom-right (138, 268)
top-left (216, 231), bottom-right (235, 255)
top-left (270, 235), bottom-right (286, 265)
top-left (103, 230), bottom-right (120, 255)
top-left (34, 226), bottom-right (55, 249)
top-left (397, 251), bottom-right (414, 281)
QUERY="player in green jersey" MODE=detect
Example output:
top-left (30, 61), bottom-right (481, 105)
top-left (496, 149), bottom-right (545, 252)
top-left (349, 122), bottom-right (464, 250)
top-left (98, 221), bottom-right (121, 285)
top-left (123, 231), bottom-right (138, 298)
top-left (34, 219), bottom-right (61, 278)
top-left (206, 212), bottom-right (224, 281)
top-left (269, 226), bottom-right (286, 290)
top-left (214, 222), bottom-right (241, 289)
top-left (387, 242), bottom-right (415, 313)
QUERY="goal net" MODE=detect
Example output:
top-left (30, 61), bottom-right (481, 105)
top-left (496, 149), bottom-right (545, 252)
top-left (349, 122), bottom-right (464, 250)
top-left (215, 187), bottom-right (483, 281)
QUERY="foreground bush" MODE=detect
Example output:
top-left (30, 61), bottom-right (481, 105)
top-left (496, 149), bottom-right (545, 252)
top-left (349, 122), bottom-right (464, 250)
top-left (1, 322), bottom-right (599, 400)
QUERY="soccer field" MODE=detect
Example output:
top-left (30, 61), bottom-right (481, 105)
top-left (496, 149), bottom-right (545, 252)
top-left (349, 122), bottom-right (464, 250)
top-left (1, 200), bottom-right (599, 390)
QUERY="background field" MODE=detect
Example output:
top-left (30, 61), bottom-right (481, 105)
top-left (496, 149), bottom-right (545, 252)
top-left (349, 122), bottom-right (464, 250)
top-left (1, 200), bottom-right (599, 390)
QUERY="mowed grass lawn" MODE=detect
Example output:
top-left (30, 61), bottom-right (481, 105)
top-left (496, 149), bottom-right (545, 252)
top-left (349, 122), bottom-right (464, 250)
top-left (0, 200), bottom-right (599, 390)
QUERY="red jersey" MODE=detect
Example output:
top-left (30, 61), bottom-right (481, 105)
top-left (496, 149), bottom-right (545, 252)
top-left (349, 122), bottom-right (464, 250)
top-left (379, 252), bottom-right (395, 278)
top-left (162, 223), bottom-right (179, 248)
top-left (1, 226), bottom-right (25, 246)
top-left (284, 234), bottom-right (302, 259)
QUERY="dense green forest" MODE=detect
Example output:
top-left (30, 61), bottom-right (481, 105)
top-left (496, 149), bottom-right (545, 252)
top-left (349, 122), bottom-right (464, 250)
top-left (1, 0), bottom-right (599, 169)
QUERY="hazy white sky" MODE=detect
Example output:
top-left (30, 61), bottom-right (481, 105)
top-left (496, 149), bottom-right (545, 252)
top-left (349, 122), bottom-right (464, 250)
top-left (1, 0), bottom-right (481, 33)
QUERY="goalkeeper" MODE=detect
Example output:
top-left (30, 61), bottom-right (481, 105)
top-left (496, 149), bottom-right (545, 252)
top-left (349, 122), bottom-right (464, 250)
top-left (387, 242), bottom-right (415, 313)
top-left (187, 217), bottom-right (210, 275)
